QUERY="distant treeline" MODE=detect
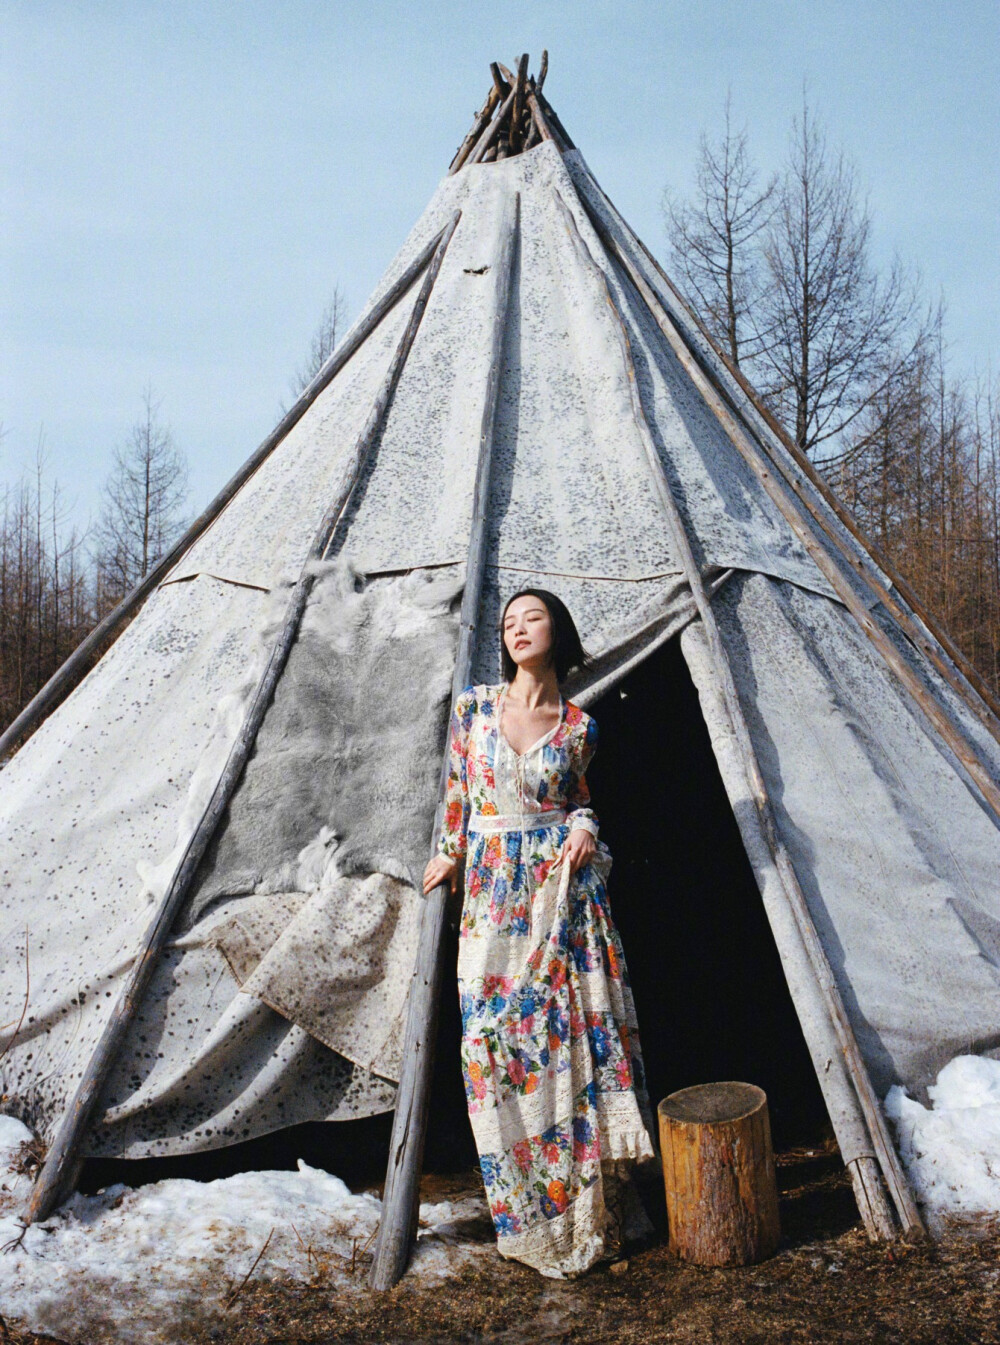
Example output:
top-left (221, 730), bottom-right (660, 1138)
top-left (1, 389), bottom-right (189, 735)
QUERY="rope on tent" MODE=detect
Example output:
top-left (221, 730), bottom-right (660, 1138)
top-left (369, 191), bottom-right (521, 1293)
top-left (21, 210), bottom-right (464, 1228)
top-left (575, 177), bottom-right (1000, 749)
top-left (0, 222), bottom-right (458, 768)
top-left (550, 186), bottom-right (924, 1241)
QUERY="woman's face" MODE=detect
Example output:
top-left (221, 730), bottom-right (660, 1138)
top-left (503, 595), bottom-right (554, 672)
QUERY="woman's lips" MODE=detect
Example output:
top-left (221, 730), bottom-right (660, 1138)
top-left (514, 640), bottom-right (528, 649)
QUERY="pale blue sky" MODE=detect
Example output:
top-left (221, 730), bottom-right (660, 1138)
top-left (3, 0), bottom-right (998, 529)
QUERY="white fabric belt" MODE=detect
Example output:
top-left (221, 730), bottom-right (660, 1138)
top-left (468, 808), bottom-right (567, 835)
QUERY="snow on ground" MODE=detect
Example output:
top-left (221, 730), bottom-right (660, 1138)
top-left (886, 1054), bottom-right (1000, 1233)
top-left (0, 1116), bottom-right (493, 1345)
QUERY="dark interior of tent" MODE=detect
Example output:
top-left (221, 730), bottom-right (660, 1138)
top-left (81, 632), bottom-right (831, 1197)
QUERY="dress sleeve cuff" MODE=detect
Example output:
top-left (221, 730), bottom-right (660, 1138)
top-left (567, 811), bottom-right (599, 839)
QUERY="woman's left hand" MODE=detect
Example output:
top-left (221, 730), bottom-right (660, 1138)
top-left (557, 828), bottom-right (597, 875)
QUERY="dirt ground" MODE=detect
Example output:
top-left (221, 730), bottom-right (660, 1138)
top-left (2, 1144), bottom-right (998, 1345)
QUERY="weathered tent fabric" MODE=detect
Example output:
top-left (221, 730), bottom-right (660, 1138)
top-left (563, 151), bottom-right (892, 613)
top-left (713, 573), bottom-right (1000, 1098)
top-left (3, 135), bottom-right (1000, 1172)
top-left (0, 574), bottom-right (392, 1156)
top-left (0, 557), bottom-right (464, 1156)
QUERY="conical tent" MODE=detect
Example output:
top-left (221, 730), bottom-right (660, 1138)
top-left (3, 57), bottom-right (1000, 1283)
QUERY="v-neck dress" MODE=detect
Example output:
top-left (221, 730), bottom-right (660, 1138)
top-left (438, 683), bottom-right (655, 1278)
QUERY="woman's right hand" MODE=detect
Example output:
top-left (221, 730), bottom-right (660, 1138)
top-left (423, 853), bottom-right (459, 896)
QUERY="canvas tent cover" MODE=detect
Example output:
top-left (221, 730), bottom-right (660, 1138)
top-left (3, 140), bottom-right (1000, 1177)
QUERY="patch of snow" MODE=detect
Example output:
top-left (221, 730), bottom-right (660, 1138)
top-left (0, 1116), bottom-right (33, 1153)
top-left (885, 1054), bottom-right (1000, 1232)
top-left (0, 1116), bottom-right (492, 1345)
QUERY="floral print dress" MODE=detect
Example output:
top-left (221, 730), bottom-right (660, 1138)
top-left (438, 683), bottom-right (655, 1278)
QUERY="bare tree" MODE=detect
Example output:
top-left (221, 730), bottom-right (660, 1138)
top-left (663, 95), bottom-right (776, 367)
top-left (753, 99), bottom-right (918, 457)
top-left (0, 443), bottom-right (94, 731)
top-left (289, 285), bottom-right (348, 399)
top-left (93, 388), bottom-right (188, 612)
top-left (832, 303), bottom-right (1000, 695)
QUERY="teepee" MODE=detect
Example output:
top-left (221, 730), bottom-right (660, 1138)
top-left (4, 55), bottom-right (1000, 1287)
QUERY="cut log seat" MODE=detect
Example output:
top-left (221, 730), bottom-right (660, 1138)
top-left (658, 1081), bottom-right (781, 1266)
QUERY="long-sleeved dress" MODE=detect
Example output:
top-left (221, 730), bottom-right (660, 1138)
top-left (438, 682), bottom-right (655, 1278)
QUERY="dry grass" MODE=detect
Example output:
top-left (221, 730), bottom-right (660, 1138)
top-left (3, 1148), bottom-right (998, 1345)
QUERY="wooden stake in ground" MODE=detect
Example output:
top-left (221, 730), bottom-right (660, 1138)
top-left (369, 192), bottom-right (521, 1292)
top-left (659, 1082), bottom-right (781, 1266)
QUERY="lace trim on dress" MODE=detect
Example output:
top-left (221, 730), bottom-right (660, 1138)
top-left (494, 1178), bottom-right (607, 1279)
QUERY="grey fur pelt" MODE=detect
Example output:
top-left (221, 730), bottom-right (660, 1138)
top-left (185, 558), bottom-right (463, 1079)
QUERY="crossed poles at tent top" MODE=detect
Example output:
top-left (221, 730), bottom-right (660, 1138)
top-left (447, 51), bottom-right (575, 174)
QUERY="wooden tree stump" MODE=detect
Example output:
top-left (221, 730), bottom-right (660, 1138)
top-left (658, 1082), bottom-right (780, 1266)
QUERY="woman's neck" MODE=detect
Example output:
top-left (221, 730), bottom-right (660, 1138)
top-left (507, 665), bottom-right (560, 710)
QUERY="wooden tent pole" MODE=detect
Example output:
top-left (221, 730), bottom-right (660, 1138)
top-left (369, 192), bottom-right (520, 1291)
top-left (552, 191), bottom-right (923, 1238)
top-left (448, 86), bottom-right (501, 175)
top-left (489, 63), bottom-right (510, 99)
top-left (534, 89), bottom-right (575, 150)
top-left (678, 620), bottom-right (897, 1242)
top-left (577, 200), bottom-right (1000, 828)
top-left (717, 343), bottom-right (1000, 733)
top-left (581, 188), bottom-right (1000, 742)
top-left (466, 88), bottom-right (517, 167)
top-left (0, 224), bottom-right (456, 767)
top-left (526, 79), bottom-right (554, 146)
top-left (23, 212), bottom-right (462, 1227)
top-left (536, 49), bottom-right (549, 93)
top-left (509, 54), bottom-right (528, 154)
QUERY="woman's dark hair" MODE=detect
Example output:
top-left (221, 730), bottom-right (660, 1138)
top-left (500, 588), bottom-right (590, 684)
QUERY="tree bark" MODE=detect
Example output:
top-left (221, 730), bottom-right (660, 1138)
top-left (659, 1082), bottom-right (781, 1266)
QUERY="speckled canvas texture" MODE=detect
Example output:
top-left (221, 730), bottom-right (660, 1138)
top-left (715, 572), bottom-right (1000, 1098)
top-left (3, 141), bottom-right (999, 1163)
top-left (0, 559), bottom-right (460, 1157)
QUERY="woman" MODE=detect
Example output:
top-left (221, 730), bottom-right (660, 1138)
top-left (423, 589), bottom-right (655, 1278)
